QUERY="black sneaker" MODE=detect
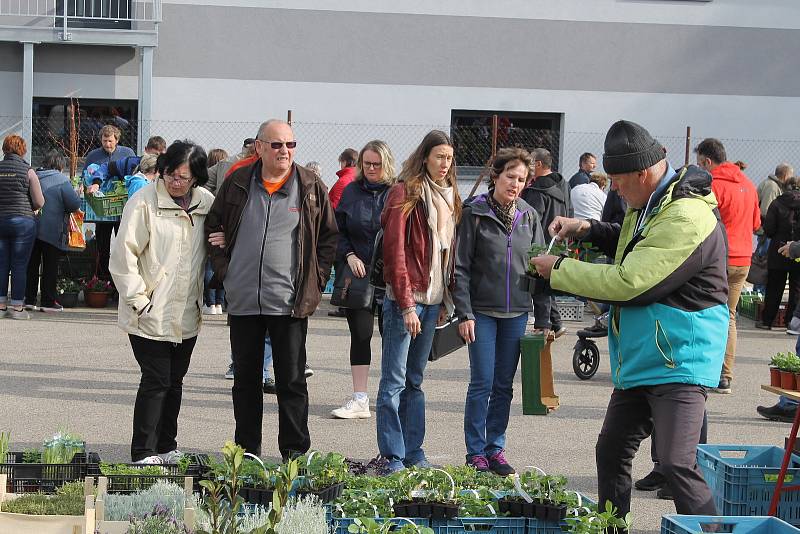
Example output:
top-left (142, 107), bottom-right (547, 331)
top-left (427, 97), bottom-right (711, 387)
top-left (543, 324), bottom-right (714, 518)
top-left (756, 323), bottom-right (772, 330)
top-left (263, 378), bottom-right (276, 394)
top-left (657, 485), bottom-right (673, 500)
top-left (487, 450), bottom-right (515, 476)
top-left (757, 403), bottom-right (797, 423)
top-left (328, 308), bottom-right (347, 318)
top-left (634, 470), bottom-right (666, 491)
top-left (714, 377), bottom-right (732, 394)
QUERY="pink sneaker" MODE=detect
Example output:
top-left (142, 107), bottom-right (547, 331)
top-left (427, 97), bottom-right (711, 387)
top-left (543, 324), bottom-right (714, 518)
top-left (466, 454), bottom-right (490, 472)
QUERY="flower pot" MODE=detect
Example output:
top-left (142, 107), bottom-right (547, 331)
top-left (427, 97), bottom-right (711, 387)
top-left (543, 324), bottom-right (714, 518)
top-left (59, 292), bottom-right (79, 308)
top-left (771, 367), bottom-right (782, 387)
top-left (780, 370), bottom-right (796, 390)
top-left (84, 291), bottom-right (109, 308)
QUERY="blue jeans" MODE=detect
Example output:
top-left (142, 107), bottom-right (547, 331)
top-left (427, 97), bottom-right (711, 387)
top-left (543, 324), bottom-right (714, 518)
top-left (263, 336), bottom-right (273, 382)
top-left (203, 258), bottom-right (225, 306)
top-left (0, 215), bottom-right (37, 306)
top-left (464, 312), bottom-right (527, 458)
top-left (376, 298), bottom-right (439, 470)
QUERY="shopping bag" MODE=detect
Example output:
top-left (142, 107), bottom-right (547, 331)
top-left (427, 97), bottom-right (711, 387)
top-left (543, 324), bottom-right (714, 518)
top-left (520, 334), bottom-right (559, 415)
top-left (67, 210), bottom-right (86, 251)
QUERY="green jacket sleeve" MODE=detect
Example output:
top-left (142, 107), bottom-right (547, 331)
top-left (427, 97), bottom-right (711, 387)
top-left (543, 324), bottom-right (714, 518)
top-left (550, 199), bottom-right (716, 304)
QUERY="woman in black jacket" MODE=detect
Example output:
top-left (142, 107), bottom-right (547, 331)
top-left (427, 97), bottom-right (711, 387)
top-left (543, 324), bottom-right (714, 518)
top-left (331, 140), bottom-right (397, 419)
top-left (760, 177), bottom-right (800, 330)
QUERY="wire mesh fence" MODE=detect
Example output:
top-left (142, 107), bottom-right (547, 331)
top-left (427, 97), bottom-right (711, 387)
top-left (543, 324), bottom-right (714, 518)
top-left (2, 115), bottom-right (799, 196)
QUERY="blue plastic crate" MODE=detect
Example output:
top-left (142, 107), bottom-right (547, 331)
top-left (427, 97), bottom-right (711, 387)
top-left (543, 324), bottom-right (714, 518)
top-left (697, 445), bottom-right (800, 525)
top-left (333, 516), bottom-right (429, 534)
top-left (430, 517), bottom-right (527, 534)
top-left (662, 515), bottom-right (800, 534)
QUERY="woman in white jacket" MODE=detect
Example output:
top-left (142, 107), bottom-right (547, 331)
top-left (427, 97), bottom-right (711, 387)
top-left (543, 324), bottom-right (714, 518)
top-left (110, 140), bottom-right (214, 464)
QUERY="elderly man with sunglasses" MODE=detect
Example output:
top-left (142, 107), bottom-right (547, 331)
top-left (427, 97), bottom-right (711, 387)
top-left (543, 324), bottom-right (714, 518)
top-left (205, 119), bottom-right (338, 460)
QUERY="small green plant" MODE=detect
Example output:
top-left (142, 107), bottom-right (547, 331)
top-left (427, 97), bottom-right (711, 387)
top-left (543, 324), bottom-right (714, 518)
top-left (773, 352), bottom-right (800, 372)
top-left (42, 430), bottom-right (85, 464)
top-left (103, 480), bottom-right (187, 521)
top-left (126, 503), bottom-right (190, 534)
top-left (56, 278), bottom-right (80, 294)
top-left (564, 500), bottom-right (632, 534)
top-left (0, 481), bottom-right (85, 515)
top-left (274, 496), bottom-right (331, 534)
top-left (0, 431), bottom-right (9, 462)
top-left (99, 462), bottom-right (166, 476)
top-left (22, 448), bottom-right (42, 463)
top-left (299, 451), bottom-right (348, 490)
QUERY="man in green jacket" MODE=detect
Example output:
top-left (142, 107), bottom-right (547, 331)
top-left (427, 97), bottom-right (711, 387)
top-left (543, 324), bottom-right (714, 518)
top-left (531, 120), bottom-right (728, 520)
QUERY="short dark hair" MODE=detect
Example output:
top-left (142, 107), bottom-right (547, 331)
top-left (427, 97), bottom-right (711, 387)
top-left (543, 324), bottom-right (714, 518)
top-left (579, 152), bottom-right (595, 166)
top-left (145, 136), bottom-right (166, 153)
top-left (487, 147), bottom-right (533, 188)
top-left (338, 148), bottom-right (358, 167)
top-left (694, 138), bottom-right (727, 165)
top-left (40, 150), bottom-right (65, 171)
top-left (157, 140), bottom-right (209, 188)
top-left (532, 148), bottom-right (553, 169)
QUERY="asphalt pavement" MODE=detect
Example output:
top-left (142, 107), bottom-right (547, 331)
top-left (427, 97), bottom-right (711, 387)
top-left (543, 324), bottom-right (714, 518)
top-left (1, 297), bottom-right (795, 532)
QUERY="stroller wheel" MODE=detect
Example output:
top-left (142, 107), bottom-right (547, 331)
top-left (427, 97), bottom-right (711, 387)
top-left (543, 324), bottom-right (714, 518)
top-left (573, 340), bottom-right (600, 380)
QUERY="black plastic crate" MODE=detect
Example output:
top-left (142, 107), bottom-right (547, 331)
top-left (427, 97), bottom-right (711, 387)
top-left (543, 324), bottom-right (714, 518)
top-left (1, 451), bottom-right (100, 493)
top-left (93, 453), bottom-right (210, 494)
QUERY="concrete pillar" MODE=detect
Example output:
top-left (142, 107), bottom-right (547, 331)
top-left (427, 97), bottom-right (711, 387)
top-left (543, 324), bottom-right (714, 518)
top-left (22, 42), bottom-right (34, 161)
top-left (137, 46), bottom-right (154, 153)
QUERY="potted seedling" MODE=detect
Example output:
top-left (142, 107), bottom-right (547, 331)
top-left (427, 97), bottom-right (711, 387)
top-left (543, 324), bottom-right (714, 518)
top-left (82, 276), bottom-right (113, 308)
top-left (56, 278), bottom-right (80, 308)
top-left (776, 352), bottom-right (800, 390)
top-left (770, 353), bottom-right (785, 387)
top-left (296, 451), bottom-right (348, 503)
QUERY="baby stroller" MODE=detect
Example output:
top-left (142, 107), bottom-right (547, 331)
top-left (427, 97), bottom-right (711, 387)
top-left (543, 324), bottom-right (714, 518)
top-left (572, 310), bottom-right (608, 380)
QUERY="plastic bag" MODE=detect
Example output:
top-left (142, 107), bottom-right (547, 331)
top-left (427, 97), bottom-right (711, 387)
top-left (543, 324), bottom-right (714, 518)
top-left (67, 210), bottom-right (86, 251)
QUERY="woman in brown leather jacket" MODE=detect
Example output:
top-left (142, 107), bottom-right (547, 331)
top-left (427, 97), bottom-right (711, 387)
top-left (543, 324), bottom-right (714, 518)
top-left (375, 130), bottom-right (461, 473)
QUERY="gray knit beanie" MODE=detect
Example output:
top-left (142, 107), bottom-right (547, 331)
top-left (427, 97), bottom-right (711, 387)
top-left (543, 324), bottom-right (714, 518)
top-left (602, 120), bottom-right (665, 174)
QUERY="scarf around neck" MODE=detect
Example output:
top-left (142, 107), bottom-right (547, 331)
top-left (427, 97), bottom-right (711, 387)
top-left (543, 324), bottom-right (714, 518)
top-left (487, 192), bottom-right (516, 234)
top-left (422, 175), bottom-right (455, 249)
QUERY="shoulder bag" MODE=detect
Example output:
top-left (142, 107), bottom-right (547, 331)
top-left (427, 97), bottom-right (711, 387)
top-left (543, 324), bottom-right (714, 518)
top-left (330, 259), bottom-right (374, 310)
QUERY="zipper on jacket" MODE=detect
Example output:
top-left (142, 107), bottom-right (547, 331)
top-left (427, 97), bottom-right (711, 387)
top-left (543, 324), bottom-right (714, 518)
top-left (292, 183), bottom-right (307, 318)
top-left (258, 196), bottom-right (273, 315)
top-left (505, 212), bottom-right (522, 313)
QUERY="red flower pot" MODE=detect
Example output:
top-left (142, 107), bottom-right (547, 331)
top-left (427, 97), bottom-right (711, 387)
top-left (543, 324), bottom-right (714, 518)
top-left (84, 291), bottom-right (109, 308)
top-left (771, 367), bottom-right (782, 387)
top-left (780, 370), bottom-right (797, 391)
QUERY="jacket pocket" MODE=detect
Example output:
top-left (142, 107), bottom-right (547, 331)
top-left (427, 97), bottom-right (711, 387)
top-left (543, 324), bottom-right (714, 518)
top-left (654, 319), bottom-right (677, 369)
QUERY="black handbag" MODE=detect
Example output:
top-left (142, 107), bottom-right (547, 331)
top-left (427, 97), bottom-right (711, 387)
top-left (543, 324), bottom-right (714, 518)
top-left (330, 260), bottom-right (374, 309)
top-left (428, 316), bottom-right (466, 362)
top-left (369, 230), bottom-right (385, 289)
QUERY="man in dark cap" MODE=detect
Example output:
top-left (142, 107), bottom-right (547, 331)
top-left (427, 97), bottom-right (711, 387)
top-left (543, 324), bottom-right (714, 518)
top-left (530, 120), bottom-right (728, 519)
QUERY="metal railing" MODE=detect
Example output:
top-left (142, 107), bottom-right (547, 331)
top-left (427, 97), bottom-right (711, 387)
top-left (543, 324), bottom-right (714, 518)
top-left (0, 0), bottom-right (161, 23)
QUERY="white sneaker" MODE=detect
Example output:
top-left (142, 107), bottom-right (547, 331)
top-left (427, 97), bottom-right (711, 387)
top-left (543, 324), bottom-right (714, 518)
top-left (331, 396), bottom-right (371, 419)
top-left (787, 317), bottom-right (800, 336)
top-left (134, 455), bottom-right (164, 465)
top-left (214, 304), bottom-right (224, 315)
top-left (159, 449), bottom-right (184, 464)
top-left (202, 305), bottom-right (216, 315)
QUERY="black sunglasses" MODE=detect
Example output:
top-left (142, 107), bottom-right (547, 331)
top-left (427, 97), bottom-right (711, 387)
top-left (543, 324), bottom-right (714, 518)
top-left (259, 140), bottom-right (297, 150)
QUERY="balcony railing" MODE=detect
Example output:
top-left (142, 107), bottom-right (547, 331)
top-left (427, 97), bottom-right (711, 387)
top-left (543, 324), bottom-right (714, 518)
top-left (0, 0), bottom-right (160, 44)
top-left (0, 0), bottom-right (160, 23)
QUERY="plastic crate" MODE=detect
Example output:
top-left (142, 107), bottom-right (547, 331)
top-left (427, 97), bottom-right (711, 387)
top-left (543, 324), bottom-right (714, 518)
top-left (757, 302), bottom-right (788, 327)
top-left (92, 453), bottom-right (210, 494)
top-left (430, 517), bottom-right (527, 534)
top-left (738, 292), bottom-right (763, 320)
top-left (333, 516), bottom-right (430, 534)
top-left (697, 444), bottom-right (800, 525)
top-left (554, 298), bottom-right (584, 322)
top-left (85, 192), bottom-right (128, 217)
top-left (0, 451), bottom-right (100, 493)
top-left (662, 515), bottom-right (800, 534)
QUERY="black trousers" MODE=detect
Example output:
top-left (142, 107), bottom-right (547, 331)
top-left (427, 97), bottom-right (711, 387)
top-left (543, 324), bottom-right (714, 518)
top-left (596, 384), bottom-right (716, 520)
top-left (532, 294), bottom-right (562, 330)
top-left (94, 221), bottom-right (120, 278)
top-left (25, 239), bottom-right (63, 307)
top-left (651, 411), bottom-right (708, 471)
top-left (129, 334), bottom-right (196, 462)
top-left (229, 314), bottom-right (310, 459)
top-left (763, 268), bottom-right (800, 327)
top-left (345, 307), bottom-right (375, 365)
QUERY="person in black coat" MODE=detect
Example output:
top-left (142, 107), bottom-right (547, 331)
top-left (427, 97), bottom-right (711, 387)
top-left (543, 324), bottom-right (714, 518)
top-left (759, 177), bottom-right (800, 329)
top-left (330, 140), bottom-right (397, 419)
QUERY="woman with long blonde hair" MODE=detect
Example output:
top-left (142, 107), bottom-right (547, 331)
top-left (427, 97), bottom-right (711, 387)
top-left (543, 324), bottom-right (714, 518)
top-left (375, 130), bottom-right (461, 472)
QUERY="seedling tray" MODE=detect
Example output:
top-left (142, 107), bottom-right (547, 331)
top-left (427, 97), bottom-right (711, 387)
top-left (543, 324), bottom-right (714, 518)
top-left (1, 451), bottom-right (100, 493)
